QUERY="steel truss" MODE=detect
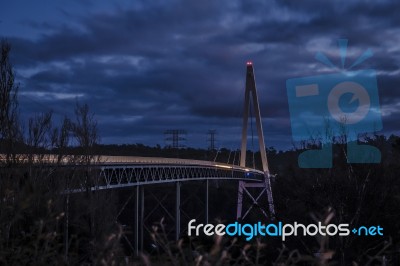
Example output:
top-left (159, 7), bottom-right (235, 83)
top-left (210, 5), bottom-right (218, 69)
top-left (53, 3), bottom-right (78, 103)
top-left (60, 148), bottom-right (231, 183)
top-left (68, 164), bottom-right (263, 192)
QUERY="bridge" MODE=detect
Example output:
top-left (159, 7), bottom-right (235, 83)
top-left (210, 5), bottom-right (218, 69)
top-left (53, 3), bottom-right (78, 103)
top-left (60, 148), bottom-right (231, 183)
top-left (60, 62), bottom-right (274, 255)
top-left (22, 155), bottom-right (265, 190)
top-left (62, 155), bottom-right (268, 253)
top-left (92, 156), bottom-right (265, 189)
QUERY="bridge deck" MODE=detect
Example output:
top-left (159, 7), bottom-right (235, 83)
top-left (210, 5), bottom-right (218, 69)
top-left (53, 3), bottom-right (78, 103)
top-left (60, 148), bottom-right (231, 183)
top-left (90, 156), bottom-right (265, 190)
top-left (2, 154), bottom-right (265, 191)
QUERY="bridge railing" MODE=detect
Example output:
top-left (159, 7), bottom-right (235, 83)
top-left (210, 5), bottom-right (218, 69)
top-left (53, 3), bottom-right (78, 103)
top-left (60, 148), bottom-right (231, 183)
top-left (96, 155), bottom-right (262, 173)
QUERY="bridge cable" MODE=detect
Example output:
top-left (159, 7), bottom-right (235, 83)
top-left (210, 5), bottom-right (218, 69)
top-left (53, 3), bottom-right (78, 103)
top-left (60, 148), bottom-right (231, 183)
top-left (232, 149), bottom-right (238, 166)
top-left (249, 96), bottom-right (256, 169)
top-left (227, 150), bottom-right (232, 164)
top-left (213, 147), bottom-right (220, 162)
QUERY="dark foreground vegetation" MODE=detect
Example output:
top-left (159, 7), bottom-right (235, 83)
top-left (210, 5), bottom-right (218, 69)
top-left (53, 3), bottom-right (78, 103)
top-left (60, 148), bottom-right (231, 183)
top-left (1, 40), bottom-right (400, 265)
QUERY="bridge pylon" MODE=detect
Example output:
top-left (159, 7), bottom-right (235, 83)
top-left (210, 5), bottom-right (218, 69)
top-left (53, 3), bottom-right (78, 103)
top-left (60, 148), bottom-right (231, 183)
top-left (236, 61), bottom-right (275, 220)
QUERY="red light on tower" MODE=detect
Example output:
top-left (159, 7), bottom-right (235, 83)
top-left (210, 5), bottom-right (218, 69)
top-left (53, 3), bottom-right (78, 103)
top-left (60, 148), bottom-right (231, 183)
top-left (246, 61), bottom-right (253, 65)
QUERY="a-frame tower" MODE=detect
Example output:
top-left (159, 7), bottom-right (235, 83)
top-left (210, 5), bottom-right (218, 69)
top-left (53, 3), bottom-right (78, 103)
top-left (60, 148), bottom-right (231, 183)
top-left (236, 61), bottom-right (275, 220)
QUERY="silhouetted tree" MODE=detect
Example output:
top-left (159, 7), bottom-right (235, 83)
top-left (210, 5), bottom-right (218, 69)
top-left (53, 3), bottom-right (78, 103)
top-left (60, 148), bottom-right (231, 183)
top-left (72, 101), bottom-right (99, 165)
top-left (0, 40), bottom-right (21, 165)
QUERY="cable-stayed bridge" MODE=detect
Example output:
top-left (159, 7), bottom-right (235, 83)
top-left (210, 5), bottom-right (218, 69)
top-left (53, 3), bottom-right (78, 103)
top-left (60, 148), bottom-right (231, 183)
top-left (18, 62), bottom-right (275, 255)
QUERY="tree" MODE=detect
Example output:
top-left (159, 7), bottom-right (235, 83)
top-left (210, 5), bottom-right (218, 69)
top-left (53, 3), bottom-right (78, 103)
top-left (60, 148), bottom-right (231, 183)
top-left (26, 111), bottom-right (53, 164)
top-left (0, 40), bottom-right (21, 165)
top-left (72, 101), bottom-right (99, 165)
top-left (51, 117), bottom-right (72, 164)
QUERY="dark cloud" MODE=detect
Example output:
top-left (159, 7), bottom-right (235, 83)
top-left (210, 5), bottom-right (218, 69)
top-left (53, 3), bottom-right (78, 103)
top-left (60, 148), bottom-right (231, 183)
top-left (3, 0), bottom-right (400, 149)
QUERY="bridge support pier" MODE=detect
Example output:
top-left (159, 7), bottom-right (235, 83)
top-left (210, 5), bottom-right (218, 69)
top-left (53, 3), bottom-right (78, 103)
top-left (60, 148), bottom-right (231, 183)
top-left (140, 186), bottom-right (144, 254)
top-left (175, 182), bottom-right (181, 241)
top-left (134, 185), bottom-right (144, 256)
top-left (205, 179), bottom-right (209, 223)
top-left (135, 186), bottom-right (139, 256)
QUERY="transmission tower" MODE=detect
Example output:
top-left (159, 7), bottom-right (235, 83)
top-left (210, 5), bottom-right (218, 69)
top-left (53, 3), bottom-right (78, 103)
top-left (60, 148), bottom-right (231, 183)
top-left (236, 61), bottom-right (275, 220)
top-left (164, 129), bottom-right (187, 148)
top-left (207, 130), bottom-right (217, 150)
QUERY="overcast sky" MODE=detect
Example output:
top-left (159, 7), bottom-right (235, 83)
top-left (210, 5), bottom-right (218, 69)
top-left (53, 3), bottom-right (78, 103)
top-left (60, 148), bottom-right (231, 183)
top-left (1, 0), bottom-right (400, 150)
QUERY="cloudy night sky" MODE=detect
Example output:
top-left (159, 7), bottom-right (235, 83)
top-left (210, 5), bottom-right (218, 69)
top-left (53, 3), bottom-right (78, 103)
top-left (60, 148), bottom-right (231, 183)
top-left (1, 0), bottom-right (400, 150)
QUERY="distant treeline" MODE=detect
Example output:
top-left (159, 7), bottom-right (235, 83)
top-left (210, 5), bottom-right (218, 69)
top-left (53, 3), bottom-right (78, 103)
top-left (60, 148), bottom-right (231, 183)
top-left (63, 133), bottom-right (400, 170)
